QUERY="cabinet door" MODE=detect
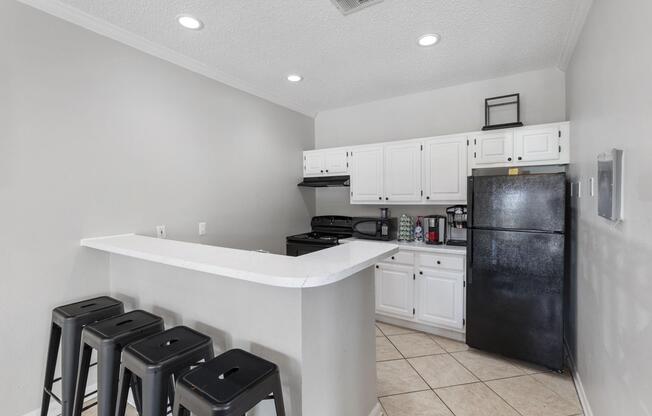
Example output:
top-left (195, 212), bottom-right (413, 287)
top-left (472, 131), bottom-right (514, 166)
top-left (351, 146), bottom-right (383, 203)
top-left (383, 142), bottom-right (422, 203)
top-left (304, 151), bottom-right (324, 176)
top-left (375, 264), bottom-right (415, 319)
top-left (514, 125), bottom-right (561, 163)
top-left (416, 268), bottom-right (464, 330)
top-left (423, 136), bottom-right (467, 203)
top-left (323, 150), bottom-right (348, 175)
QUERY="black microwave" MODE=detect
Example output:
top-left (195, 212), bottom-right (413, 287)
top-left (352, 217), bottom-right (397, 241)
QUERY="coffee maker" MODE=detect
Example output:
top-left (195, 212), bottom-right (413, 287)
top-left (423, 215), bottom-right (446, 245)
top-left (446, 205), bottom-right (468, 246)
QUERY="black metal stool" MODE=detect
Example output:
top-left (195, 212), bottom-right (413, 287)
top-left (172, 349), bottom-right (285, 416)
top-left (72, 310), bottom-right (165, 416)
top-left (41, 296), bottom-right (124, 416)
top-left (115, 326), bottom-right (214, 416)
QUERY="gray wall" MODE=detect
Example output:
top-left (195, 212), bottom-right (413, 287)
top-left (314, 68), bottom-right (567, 218)
top-left (0, 2), bottom-right (313, 415)
top-left (566, 0), bottom-right (652, 415)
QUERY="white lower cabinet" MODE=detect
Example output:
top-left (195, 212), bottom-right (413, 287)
top-left (375, 249), bottom-right (466, 333)
top-left (416, 268), bottom-right (465, 330)
top-left (375, 263), bottom-right (415, 319)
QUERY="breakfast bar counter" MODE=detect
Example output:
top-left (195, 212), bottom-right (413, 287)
top-left (81, 234), bottom-right (398, 416)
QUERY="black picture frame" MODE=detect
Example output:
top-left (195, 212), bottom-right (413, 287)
top-left (482, 93), bottom-right (524, 131)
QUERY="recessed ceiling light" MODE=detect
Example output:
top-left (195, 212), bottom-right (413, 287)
top-left (287, 74), bottom-right (303, 83)
top-left (177, 15), bottom-right (203, 30)
top-left (418, 34), bottom-right (441, 47)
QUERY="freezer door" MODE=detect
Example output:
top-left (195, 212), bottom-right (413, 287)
top-left (470, 173), bottom-right (566, 232)
top-left (467, 229), bottom-right (565, 370)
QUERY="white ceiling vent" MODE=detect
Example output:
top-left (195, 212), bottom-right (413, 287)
top-left (330, 0), bottom-right (384, 15)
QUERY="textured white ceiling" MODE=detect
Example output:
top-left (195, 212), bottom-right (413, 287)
top-left (21, 0), bottom-right (588, 115)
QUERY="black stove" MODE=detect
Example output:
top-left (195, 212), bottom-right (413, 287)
top-left (286, 216), bottom-right (353, 256)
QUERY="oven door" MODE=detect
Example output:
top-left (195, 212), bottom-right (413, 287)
top-left (352, 219), bottom-right (380, 239)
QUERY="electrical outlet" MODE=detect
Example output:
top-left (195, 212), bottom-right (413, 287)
top-left (156, 225), bottom-right (167, 239)
top-left (198, 222), bottom-right (207, 236)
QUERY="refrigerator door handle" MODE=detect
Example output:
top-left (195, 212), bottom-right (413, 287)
top-left (467, 230), bottom-right (473, 285)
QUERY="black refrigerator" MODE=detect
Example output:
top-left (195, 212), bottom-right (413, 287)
top-left (467, 172), bottom-right (567, 370)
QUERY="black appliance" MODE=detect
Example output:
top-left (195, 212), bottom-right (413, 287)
top-left (467, 171), bottom-right (567, 370)
top-left (352, 217), bottom-right (397, 241)
top-left (286, 216), bottom-right (353, 256)
top-left (446, 205), bottom-right (468, 246)
top-left (297, 176), bottom-right (350, 188)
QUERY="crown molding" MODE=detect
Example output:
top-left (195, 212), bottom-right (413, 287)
top-left (16, 0), bottom-right (314, 117)
top-left (557, 0), bottom-right (594, 71)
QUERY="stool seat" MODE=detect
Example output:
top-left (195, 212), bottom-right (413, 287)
top-left (83, 310), bottom-right (163, 343)
top-left (116, 326), bottom-right (214, 416)
top-left (53, 296), bottom-right (123, 324)
top-left (173, 349), bottom-right (285, 416)
top-left (125, 326), bottom-right (212, 369)
top-left (73, 310), bottom-right (164, 416)
top-left (185, 349), bottom-right (276, 404)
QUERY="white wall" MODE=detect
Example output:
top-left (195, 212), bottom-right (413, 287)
top-left (314, 68), bottom-right (567, 217)
top-left (0, 2), bottom-right (313, 415)
top-left (565, 0), bottom-right (652, 415)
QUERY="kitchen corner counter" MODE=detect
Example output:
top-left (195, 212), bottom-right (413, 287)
top-left (81, 234), bottom-right (398, 288)
top-left (339, 237), bottom-right (466, 255)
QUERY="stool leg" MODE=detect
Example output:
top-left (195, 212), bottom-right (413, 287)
top-left (141, 373), bottom-right (168, 416)
top-left (96, 347), bottom-right (121, 416)
top-left (71, 343), bottom-right (92, 416)
top-left (115, 365), bottom-right (133, 416)
top-left (271, 375), bottom-right (286, 416)
top-left (130, 377), bottom-right (143, 414)
top-left (41, 323), bottom-right (62, 416)
top-left (61, 323), bottom-right (84, 416)
top-left (172, 399), bottom-right (190, 416)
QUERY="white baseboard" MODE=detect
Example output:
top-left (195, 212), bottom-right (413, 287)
top-left (369, 401), bottom-right (383, 416)
top-left (376, 314), bottom-right (465, 342)
top-left (565, 343), bottom-right (594, 416)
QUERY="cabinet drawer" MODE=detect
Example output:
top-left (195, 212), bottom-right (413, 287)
top-left (383, 250), bottom-right (415, 265)
top-left (418, 252), bottom-right (464, 271)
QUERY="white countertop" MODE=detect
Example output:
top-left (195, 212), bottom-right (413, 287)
top-left (81, 234), bottom-right (398, 288)
top-left (339, 238), bottom-right (467, 255)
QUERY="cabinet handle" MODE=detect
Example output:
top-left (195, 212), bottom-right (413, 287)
top-left (426, 196), bottom-right (430, 200)
top-left (419, 271), bottom-right (423, 275)
top-left (378, 197), bottom-right (382, 200)
top-left (436, 260), bottom-right (441, 265)
top-left (391, 256), bottom-right (395, 260)
top-left (320, 169), bottom-right (324, 173)
top-left (325, 169), bottom-right (329, 172)
top-left (517, 156), bottom-right (522, 161)
top-left (375, 265), bottom-right (379, 269)
top-left (385, 197), bottom-right (389, 200)
top-left (507, 157), bottom-right (512, 162)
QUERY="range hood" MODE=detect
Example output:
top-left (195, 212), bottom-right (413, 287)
top-left (297, 175), bottom-right (350, 188)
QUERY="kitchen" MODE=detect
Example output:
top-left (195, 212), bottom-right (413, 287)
top-left (2, 1), bottom-right (650, 416)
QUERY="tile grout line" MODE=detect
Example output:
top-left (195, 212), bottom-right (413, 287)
top-left (447, 350), bottom-right (526, 416)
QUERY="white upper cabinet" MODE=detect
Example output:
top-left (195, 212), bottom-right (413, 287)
top-left (303, 151), bottom-right (324, 176)
top-left (303, 148), bottom-right (349, 177)
top-left (350, 145), bottom-right (384, 202)
top-left (323, 150), bottom-right (349, 175)
top-left (469, 122), bottom-right (570, 172)
top-left (423, 136), bottom-right (467, 203)
top-left (471, 130), bottom-right (515, 166)
top-left (515, 122), bottom-right (569, 164)
top-left (383, 142), bottom-right (422, 203)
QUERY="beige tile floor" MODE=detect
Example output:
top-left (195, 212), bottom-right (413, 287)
top-left (375, 322), bottom-right (584, 416)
